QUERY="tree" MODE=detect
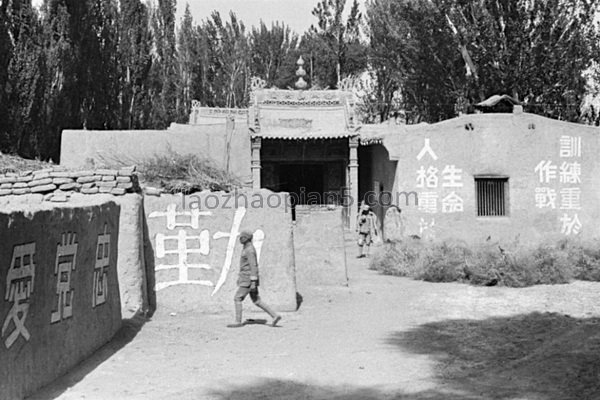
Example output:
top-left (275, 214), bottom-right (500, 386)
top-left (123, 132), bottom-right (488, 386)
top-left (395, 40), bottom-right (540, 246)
top-left (192, 11), bottom-right (250, 108)
top-left (177, 4), bottom-right (195, 121)
top-left (249, 21), bottom-right (299, 88)
top-left (367, 0), bottom-right (600, 123)
top-left (300, 0), bottom-right (367, 89)
top-left (118, 0), bottom-right (153, 129)
top-left (147, 0), bottom-right (178, 127)
top-left (3, 1), bottom-right (47, 158)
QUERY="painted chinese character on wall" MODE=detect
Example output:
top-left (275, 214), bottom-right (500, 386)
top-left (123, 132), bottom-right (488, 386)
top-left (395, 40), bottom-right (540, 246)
top-left (2, 243), bottom-right (36, 349)
top-left (93, 225), bottom-right (110, 307)
top-left (51, 233), bottom-right (78, 323)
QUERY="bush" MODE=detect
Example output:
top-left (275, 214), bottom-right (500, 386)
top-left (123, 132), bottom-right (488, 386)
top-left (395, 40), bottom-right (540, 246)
top-left (369, 239), bottom-right (422, 277)
top-left (558, 238), bottom-right (600, 281)
top-left (417, 241), bottom-right (471, 283)
top-left (137, 150), bottom-right (242, 193)
top-left (369, 237), bottom-right (598, 288)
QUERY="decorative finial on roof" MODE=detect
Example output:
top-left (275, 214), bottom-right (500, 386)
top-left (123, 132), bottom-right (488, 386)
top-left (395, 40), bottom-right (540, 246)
top-left (295, 56), bottom-right (308, 90)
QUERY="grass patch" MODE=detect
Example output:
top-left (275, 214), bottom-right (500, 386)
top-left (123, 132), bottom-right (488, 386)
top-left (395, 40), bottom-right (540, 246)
top-left (370, 237), bottom-right (597, 287)
top-left (0, 152), bottom-right (53, 174)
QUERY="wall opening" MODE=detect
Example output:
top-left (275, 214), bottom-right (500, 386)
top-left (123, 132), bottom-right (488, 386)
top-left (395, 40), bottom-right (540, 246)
top-left (476, 177), bottom-right (509, 216)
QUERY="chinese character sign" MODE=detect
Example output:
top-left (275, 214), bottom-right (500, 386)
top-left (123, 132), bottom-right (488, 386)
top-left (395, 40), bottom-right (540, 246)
top-left (415, 139), bottom-right (465, 215)
top-left (149, 204), bottom-right (266, 296)
top-left (534, 135), bottom-right (583, 235)
top-left (93, 225), bottom-right (110, 307)
top-left (51, 233), bottom-right (78, 323)
top-left (2, 243), bottom-right (36, 349)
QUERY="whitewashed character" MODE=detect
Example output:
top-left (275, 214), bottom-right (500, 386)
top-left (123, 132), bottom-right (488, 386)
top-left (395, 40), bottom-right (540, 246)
top-left (418, 192), bottom-right (439, 214)
top-left (149, 203), bottom-right (212, 230)
top-left (2, 243), bottom-right (36, 349)
top-left (442, 165), bottom-right (463, 188)
top-left (51, 233), bottom-right (78, 323)
top-left (534, 187), bottom-right (557, 209)
top-left (419, 218), bottom-right (436, 237)
top-left (416, 138), bottom-right (438, 161)
top-left (560, 213), bottom-right (582, 235)
top-left (559, 136), bottom-right (582, 158)
top-left (559, 162), bottom-right (581, 184)
top-left (416, 166), bottom-right (439, 188)
top-left (154, 230), bottom-right (213, 291)
top-left (534, 160), bottom-right (557, 183)
top-left (442, 192), bottom-right (464, 213)
top-left (559, 187), bottom-right (582, 210)
top-left (211, 207), bottom-right (247, 296)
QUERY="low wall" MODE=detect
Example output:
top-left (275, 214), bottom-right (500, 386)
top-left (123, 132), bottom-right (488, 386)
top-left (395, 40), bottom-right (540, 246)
top-left (294, 206), bottom-right (348, 288)
top-left (143, 190), bottom-right (296, 313)
top-left (0, 197), bottom-right (121, 400)
top-left (60, 122), bottom-right (252, 184)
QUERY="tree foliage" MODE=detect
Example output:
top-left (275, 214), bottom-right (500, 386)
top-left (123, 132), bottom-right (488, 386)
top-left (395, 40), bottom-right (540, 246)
top-left (0, 0), bottom-right (599, 161)
top-left (368, 0), bottom-right (600, 123)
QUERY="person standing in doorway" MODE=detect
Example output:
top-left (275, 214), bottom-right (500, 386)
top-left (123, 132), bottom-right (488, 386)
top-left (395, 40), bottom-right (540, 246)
top-left (356, 203), bottom-right (378, 258)
top-left (227, 230), bottom-right (282, 328)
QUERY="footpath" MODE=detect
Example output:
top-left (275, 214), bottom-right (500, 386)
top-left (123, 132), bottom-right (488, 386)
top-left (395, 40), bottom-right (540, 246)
top-left (29, 238), bottom-right (600, 400)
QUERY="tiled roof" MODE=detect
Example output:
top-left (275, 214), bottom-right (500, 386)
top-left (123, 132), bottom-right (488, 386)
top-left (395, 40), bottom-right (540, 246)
top-left (252, 127), bottom-right (357, 140)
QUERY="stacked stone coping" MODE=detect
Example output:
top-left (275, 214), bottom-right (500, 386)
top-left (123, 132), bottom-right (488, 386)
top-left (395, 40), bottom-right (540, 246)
top-left (0, 166), bottom-right (139, 202)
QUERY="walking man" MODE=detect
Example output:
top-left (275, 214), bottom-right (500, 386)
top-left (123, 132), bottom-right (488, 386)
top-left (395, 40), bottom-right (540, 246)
top-left (227, 230), bottom-right (282, 328)
top-left (356, 203), bottom-right (378, 258)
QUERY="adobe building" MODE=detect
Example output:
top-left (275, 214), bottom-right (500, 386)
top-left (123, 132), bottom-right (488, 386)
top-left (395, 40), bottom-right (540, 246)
top-left (61, 68), bottom-right (600, 245)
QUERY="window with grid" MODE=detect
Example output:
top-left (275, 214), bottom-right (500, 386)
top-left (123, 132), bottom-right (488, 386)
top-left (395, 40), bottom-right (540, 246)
top-left (475, 177), bottom-right (508, 216)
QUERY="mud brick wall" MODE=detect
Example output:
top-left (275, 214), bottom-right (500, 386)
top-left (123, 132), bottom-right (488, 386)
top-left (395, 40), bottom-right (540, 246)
top-left (294, 205), bottom-right (348, 288)
top-left (0, 200), bottom-right (121, 400)
top-left (382, 112), bottom-right (600, 244)
top-left (143, 190), bottom-right (296, 313)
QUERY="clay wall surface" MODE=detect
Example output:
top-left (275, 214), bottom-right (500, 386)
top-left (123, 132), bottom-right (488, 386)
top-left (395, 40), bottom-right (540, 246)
top-left (294, 206), bottom-right (348, 288)
top-left (381, 112), bottom-right (600, 244)
top-left (60, 122), bottom-right (252, 184)
top-left (0, 198), bottom-right (121, 399)
top-left (143, 190), bottom-right (296, 313)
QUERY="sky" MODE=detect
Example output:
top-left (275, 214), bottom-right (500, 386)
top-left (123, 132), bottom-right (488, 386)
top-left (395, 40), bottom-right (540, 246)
top-left (30, 0), bottom-right (366, 35)
top-left (176, 0), bottom-right (329, 34)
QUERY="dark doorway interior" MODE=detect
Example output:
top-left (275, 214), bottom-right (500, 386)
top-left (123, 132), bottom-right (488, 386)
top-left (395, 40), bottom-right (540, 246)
top-left (279, 164), bottom-right (324, 205)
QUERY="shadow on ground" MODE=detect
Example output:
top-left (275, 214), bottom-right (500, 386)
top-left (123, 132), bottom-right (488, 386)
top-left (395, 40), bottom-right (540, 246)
top-left (389, 311), bottom-right (600, 400)
top-left (206, 312), bottom-right (600, 400)
top-left (26, 314), bottom-right (147, 400)
top-left (205, 380), bottom-right (473, 400)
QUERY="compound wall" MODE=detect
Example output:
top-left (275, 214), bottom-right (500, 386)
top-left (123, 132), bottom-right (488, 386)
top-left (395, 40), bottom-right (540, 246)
top-left (294, 206), bottom-right (348, 289)
top-left (61, 121), bottom-right (252, 185)
top-left (0, 198), bottom-right (121, 400)
top-left (144, 190), bottom-right (296, 313)
top-left (380, 111), bottom-right (600, 244)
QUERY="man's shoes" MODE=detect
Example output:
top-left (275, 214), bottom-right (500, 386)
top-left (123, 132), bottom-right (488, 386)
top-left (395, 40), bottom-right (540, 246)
top-left (272, 315), bottom-right (282, 327)
top-left (226, 322), bottom-right (244, 328)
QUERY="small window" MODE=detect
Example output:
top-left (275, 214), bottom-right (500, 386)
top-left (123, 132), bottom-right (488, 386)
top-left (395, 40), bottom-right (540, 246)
top-left (476, 177), bottom-right (508, 216)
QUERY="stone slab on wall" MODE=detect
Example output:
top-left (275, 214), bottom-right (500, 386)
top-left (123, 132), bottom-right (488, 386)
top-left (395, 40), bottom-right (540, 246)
top-left (60, 122), bottom-right (252, 184)
top-left (294, 206), bottom-right (348, 288)
top-left (0, 199), bottom-right (121, 400)
top-left (382, 112), bottom-right (600, 244)
top-left (114, 194), bottom-right (148, 318)
top-left (143, 190), bottom-right (296, 313)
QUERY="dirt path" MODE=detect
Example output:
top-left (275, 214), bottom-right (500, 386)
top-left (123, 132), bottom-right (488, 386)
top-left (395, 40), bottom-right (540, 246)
top-left (29, 239), bottom-right (600, 400)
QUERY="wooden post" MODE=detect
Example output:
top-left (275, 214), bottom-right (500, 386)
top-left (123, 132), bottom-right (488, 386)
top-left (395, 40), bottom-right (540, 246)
top-left (251, 137), bottom-right (262, 190)
top-left (348, 136), bottom-right (359, 231)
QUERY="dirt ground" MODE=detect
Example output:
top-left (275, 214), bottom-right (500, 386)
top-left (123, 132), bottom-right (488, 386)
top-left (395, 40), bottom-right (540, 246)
top-left (29, 237), bottom-right (600, 400)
